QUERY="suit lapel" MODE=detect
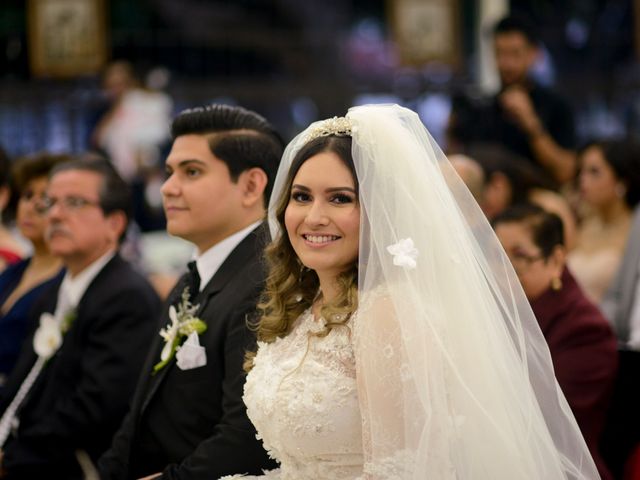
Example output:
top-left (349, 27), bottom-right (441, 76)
top-left (139, 274), bottom-right (190, 411)
top-left (140, 224), bottom-right (268, 413)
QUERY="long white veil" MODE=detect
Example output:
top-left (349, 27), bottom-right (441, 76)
top-left (269, 104), bottom-right (599, 479)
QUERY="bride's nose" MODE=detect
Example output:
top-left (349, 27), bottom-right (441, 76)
top-left (304, 200), bottom-right (330, 227)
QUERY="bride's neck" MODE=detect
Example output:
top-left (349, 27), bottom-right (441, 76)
top-left (316, 273), bottom-right (341, 305)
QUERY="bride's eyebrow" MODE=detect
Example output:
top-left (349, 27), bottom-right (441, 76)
top-left (325, 187), bottom-right (356, 194)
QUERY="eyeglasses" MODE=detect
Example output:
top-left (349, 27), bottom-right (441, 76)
top-left (39, 195), bottom-right (102, 214)
top-left (20, 190), bottom-right (48, 214)
top-left (20, 189), bottom-right (44, 202)
top-left (507, 249), bottom-right (545, 271)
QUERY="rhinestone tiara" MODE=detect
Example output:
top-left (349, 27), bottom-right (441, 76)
top-left (304, 116), bottom-right (352, 142)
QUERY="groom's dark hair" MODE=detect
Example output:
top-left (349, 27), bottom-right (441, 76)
top-left (171, 104), bottom-right (284, 203)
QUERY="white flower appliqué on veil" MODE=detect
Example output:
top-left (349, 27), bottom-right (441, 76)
top-left (386, 238), bottom-right (419, 269)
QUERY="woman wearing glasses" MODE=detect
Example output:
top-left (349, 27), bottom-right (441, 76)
top-left (0, 153), bottom-right (68, 393)
top-left (493, 203), bottom-right (618, 480)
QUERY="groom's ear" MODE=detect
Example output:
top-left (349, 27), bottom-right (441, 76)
top-left (239, 168), bottom-right (268, 208)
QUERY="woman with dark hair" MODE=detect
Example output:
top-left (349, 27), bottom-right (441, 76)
top-left (465, 142), bottom-right (578, 249)
top-left (220, 105), bottom-right (600, 479)
top-left (0, 147), bottom-right (24, 271)
top-left (569, 139), bottom-right (640, 303)
top-left (493, 203), bottom-right (618, 480)
top-left (0, 153), bottom-right (68, 390)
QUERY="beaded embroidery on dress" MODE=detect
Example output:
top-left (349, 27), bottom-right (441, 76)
top-left (221, 309), bottom-right (363, 480)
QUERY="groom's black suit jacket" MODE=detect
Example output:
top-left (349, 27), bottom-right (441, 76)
top-left (99, 225), bottom-right (277, 479)
top-left (0, 253), bottom-right (161, 479)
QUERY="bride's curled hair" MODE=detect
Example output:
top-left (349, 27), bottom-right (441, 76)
top-left (245, 135), bottom-right (358, 371)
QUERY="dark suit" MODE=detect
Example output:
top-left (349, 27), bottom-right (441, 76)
top-left (0, 253), bottom-right (161, 479)
top-left (99, 225), bottom-right (276, 479)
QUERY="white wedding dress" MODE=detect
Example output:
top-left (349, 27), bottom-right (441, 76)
top-left (222, 309), bottom-right (366, 480)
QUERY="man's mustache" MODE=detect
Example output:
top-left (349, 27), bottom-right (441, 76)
top-left (46, 224), bottom-right (72, 241)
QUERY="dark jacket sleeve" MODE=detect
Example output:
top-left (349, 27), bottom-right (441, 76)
top-left (98, 311), bottom-right (171, 480)
top-left (97, 408), bottom-right (137, 479)
top-left (549, 310), bottom-right (618, 445)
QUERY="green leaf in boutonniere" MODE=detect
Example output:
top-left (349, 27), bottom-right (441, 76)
top-left (60, 310), bottom-right (77, 334)
top-left (152, 287), bottom-right (207, 375)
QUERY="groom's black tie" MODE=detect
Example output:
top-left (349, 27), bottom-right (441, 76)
top-left (186, 261), bottom-right (201, 298)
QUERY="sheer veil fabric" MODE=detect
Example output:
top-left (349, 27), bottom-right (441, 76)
top-left (268, 104), bottom-right (599, 479)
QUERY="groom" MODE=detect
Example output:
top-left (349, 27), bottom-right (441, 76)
top-left (99, 104), bottom-right (284, 479)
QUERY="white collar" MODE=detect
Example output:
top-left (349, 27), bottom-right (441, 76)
top-left (194, 221), bottom-right (262, 292)
top-left (56, 250), bottom-right (116, 316)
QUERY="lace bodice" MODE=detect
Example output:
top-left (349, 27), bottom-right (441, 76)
top-left (239, 309), bottom-right (363, 479)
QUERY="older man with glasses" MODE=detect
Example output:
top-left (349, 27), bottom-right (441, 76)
top-left (0, 157), bottom-right (161, 479)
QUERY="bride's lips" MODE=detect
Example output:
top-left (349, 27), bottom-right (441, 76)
top-left (301, 233), bottom-right (341, 248)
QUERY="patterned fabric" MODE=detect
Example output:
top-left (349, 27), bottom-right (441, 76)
top-left (224, 309), bottom-right (363, 479)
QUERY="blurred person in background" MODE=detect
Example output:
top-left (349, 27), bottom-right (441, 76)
top-left (458, 143), bottom-right (577, 249)
top-left (493, 203), bottom-right (617, 480)
top-left (0, 153), bottom-right (68, 393)
top-left (602, 203), bottom-right (640, 349)
top-left (92, 61), bottom-right (173, 234)
top-left (569, 139), bottom-right (640, 304)
top-left (448, 15), bottom-right (576, 185)
top-left (448, 154), bottom-right (485, 202)
top-left (0, 148), bottom-right (23, 271)
top-left (0, 157), bottom-right (160, 479)
top-left (92, 60), bottom-right (173, 184)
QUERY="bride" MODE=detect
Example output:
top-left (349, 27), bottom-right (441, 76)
top-left (222, 104), bottom-right (599, 479)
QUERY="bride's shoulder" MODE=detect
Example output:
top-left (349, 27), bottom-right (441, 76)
top-left (358, 284), bottom-right (393, 311)
top-left (352, 285), bottom-right (397, 335)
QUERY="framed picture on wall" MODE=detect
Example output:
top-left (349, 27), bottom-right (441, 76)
top-left (389, 0), bottom-right (461, 67)
top-left (28, 0), bottom-right (108, 77)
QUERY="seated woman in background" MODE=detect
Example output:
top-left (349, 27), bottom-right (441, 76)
top-left (493, 203), bottom-right (618, 480)
top-left (0, 153), bottom-right (68, 390)
top-left (569, 139), bottom-right (640, 304)
top-left (0, 147), bottom-right (24, 271)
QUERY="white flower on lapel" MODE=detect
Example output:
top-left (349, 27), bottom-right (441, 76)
top-left (386, 238), bottom-right (419, 269)
top-left (176, 332), bottom-right (207, 370)
top-left (160, 305), bottom-right (181, 362)
top-left (33, 313), bottom-right (62, 360)
top-left (153, 287), bottom-right (207, 374)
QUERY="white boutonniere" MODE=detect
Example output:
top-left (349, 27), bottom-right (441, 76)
top-left (386, 238), bottom-right (419, 269)
top-left (33, 310), bottom-right (77, 360)
top-left (153, 287), bottom-right (207, 374)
